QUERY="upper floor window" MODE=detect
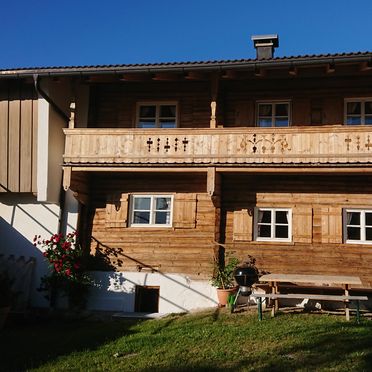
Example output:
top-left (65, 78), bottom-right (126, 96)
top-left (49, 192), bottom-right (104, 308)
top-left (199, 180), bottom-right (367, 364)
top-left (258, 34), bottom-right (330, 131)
top-left (257, 102), bottom-right (290, 127)
top-left (130, 195), bottom-right (173, 227)
top-left (137, 103), bottom-right (177, 128)
top-left (345, 99), bottom-right (372, 125)
top-left (344, 209), bottom-right (372, 244)
top-left (254, 207), bottom-right (292, 242)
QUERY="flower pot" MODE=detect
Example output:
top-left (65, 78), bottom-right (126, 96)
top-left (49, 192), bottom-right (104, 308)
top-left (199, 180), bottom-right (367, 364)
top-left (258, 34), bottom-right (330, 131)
top-left (216, 287), bottom-right (237, 307)
top-left (0, 306), bottom-right (11, 330)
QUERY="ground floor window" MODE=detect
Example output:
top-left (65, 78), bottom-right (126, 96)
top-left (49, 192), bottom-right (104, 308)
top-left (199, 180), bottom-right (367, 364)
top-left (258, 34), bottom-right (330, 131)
top-left (254, 207), bottom-right (292, 242)
top-left (130, 195), bottom-right (173, 227)
top-left (344, 209), bottom-right (372, 244)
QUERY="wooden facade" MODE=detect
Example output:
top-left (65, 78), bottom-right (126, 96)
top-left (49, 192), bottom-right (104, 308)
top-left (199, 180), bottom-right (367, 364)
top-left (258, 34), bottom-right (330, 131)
top-left (59, 57), bottom-right (372, 288)
top-left (81, 173), bottom-right (216, 279)
top-left (0, 52), bottom-right (368, 289)
top-left (0, 82), bottom-right (38, 193)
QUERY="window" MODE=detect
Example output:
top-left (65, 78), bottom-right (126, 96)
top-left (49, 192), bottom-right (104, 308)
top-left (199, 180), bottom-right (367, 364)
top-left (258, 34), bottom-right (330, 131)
top-left (344, 209), bottom-right (372, 244)
top-left (130, 195), bottom-right (173, 227)
top-left (257, 102), bottom-right (290, 127)
top-left (137, 103), bottom-right (177, 128)
top-left (254, 208), bottom-right (292, 242)
top-left (345, 99), bottom-right (372, 125)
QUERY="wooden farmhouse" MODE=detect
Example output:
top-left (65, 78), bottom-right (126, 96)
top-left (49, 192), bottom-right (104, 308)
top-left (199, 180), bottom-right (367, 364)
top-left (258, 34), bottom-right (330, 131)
top-left (1, 35), bottom-right (372, 313)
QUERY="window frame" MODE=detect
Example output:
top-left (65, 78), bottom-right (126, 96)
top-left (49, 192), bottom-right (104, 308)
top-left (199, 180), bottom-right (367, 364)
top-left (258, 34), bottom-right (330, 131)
top-left (136, 102), bottom-right (178, 128)
top-left (344, 98), bottom-right (372, 126)
top-left (129, 194), bottom-right (174, 227)
top-left (343, 208), bottom-right (372, 244)
top-left (256, 100), bottom-right (291, 127)
top-left (254, 207), bottom-right (292, 242)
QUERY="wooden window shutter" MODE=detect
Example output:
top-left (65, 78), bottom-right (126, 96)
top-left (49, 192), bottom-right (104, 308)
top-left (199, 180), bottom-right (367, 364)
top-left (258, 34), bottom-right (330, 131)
top-left (233, 209), bottom-right (253, 241)
top-left (173, 193), bottom-right (197, 229)
top-left (320, 206), bottom-right (342, 243)
top-left (293, 206), bottom-right (313, 243)
top-left (105, 193), bottom-right (129, 228)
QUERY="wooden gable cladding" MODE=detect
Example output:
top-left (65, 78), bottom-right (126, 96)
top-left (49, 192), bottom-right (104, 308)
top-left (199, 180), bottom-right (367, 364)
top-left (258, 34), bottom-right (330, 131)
top-left (233, 209), bottom-right (253, 241)
top-left (0, 82), bottom-right (38, 193)
top-left (105, 193), bottom-right (129, 228)
top-left (173, 193), bottom-right (197, 229)
top-left (293, 206), bottom-right (313, 243)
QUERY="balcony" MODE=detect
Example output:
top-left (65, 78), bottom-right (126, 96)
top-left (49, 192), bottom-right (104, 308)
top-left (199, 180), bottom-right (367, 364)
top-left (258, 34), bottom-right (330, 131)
top-left (63, 126), bottom-right (372, 168)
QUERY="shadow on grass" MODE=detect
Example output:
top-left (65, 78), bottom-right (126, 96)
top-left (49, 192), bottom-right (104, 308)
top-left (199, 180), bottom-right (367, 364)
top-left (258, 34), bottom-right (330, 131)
top-left (0, 316), bottom-right (139, 372)
top-left (141, 316), bottom-right (372, 372)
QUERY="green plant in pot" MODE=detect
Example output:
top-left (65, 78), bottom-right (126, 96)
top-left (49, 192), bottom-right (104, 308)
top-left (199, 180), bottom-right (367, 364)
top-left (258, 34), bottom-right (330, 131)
top-left (211, 253), bottom-right (239, 307)
top-left (0, 270), bottom-right (16, 329)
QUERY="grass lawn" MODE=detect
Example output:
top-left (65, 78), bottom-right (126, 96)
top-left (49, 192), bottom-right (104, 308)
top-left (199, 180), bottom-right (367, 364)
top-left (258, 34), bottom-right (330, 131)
top-left (1, 309), bottom-right (371, 371)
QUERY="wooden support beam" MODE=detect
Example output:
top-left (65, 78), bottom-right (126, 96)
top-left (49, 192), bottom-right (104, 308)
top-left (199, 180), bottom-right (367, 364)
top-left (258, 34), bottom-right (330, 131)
top-left (184, 71), bottom-right (207, 80)
top-left (152, 73), bottom-right (180, 81)
top-left (288, 66), bottom-right (298, 76)
top-left (210, 101), bottom-right (217, 128)
top-left (360, 60), bottom-right (372, 71)
top-left (210, 74), bottom-right (219, 128)
top-left (62, 166), bottom-right (71, 191)
top-left (207, 167), bottom-right (221, 197)
top-left (221, 70), bottom-right (238, 79)
top-left (254, 66), bottom-right (265, 77)
top-left (69, 102), bottom-right (75, 129)
top-left (326, 63), bottom-right (335, 74)
top-left (119, 73), bottom-right (151, 81)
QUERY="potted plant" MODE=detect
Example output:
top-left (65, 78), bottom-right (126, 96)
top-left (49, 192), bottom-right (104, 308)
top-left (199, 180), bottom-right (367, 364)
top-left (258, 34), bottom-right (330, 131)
top-left (0, 270), bottom-right (15, 329)
top-left (211, 253), bottom-right (239, 306)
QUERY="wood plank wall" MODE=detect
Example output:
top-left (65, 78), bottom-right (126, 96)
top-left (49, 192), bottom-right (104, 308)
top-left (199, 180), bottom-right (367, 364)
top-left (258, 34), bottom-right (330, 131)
top-left (222, 174), bottom-right (372, 287)
top-left (87, 75), bottom-right (372, 128)
top-left (84, 172), bottom-right (216, 279)
top-left (221, 76), bottom-right (372, 127)
top-left (88, 82), bottom-right (211, 129)
top-left (0, 82), bottom-right (38, 193)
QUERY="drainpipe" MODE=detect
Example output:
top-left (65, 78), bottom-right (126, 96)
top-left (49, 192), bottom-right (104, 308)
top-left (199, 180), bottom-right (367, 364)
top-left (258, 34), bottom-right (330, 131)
top-left (33, 74), bottom-right (69, 234)
top-left (33, 74), bottom-right (69, 123)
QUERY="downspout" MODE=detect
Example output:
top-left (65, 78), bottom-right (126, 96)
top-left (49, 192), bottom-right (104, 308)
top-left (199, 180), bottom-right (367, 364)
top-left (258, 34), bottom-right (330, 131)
top-left (33, 74), bottom-right (69, 122)
top-left (33, 74), bottom-right (69, 235)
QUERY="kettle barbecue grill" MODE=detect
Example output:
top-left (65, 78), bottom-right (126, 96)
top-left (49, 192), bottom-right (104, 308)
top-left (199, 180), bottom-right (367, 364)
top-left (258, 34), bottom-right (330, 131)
top-left (231, 266), bottom-right (259, 312)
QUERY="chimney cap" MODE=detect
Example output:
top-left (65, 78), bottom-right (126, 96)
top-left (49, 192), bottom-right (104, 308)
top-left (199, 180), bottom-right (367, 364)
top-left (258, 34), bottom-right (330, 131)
top-left (251, 34), bottom-right (279, 48)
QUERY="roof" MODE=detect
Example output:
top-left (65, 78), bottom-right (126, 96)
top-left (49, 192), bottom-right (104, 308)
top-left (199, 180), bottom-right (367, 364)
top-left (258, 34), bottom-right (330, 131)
top-left (0, 51), bottom-right (371, 77)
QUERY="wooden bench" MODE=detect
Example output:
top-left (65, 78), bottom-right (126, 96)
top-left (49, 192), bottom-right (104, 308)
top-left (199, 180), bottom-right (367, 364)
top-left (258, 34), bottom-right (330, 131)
top-left (251, 293), bottom-right (368, 322)
top-left (254, 273), bottom-right (368, 321)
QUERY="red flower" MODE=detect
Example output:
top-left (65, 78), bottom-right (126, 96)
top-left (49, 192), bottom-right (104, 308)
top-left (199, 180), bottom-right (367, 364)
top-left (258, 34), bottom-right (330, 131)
top-left (65, 268), bottom-right (71, 276)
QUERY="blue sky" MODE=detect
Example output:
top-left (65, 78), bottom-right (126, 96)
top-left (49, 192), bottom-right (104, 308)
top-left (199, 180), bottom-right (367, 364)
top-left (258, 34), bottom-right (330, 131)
top-left (1, 0), bottom-right (371, 69)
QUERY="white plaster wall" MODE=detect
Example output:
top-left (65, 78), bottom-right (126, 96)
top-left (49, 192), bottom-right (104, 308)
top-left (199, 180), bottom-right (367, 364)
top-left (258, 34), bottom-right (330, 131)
top-left (0, 194), bottom-right (60, 307)
top-left (87, 271), bottom-right (218, 313)
top-left (37, 79), bottom-right (72, 203)
top-left (0, 192), bottom-right (79, 308)
top-left (37, 98), bottom-right (50, 202)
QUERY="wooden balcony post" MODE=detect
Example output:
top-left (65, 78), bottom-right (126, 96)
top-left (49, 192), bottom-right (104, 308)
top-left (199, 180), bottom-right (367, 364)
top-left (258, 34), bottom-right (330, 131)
top-left (69, 102), bottom-right (76, 129)
top-left (210, 74), bottom-right (219, 128)
top-left (62, 166), bottom-right (71, 191)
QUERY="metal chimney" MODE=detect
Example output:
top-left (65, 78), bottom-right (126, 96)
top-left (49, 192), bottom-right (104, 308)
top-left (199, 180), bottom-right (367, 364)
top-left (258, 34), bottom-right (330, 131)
top-left (251, 34), bottom-right (279, 60)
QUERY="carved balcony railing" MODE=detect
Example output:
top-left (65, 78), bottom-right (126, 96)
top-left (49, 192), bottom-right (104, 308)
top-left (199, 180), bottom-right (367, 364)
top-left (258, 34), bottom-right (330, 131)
top-left (63, 126), bottom-right (372, 167)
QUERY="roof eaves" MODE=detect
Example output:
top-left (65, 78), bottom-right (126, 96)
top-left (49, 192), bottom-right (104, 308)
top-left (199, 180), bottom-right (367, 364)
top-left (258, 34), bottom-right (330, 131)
top-left (0, 51), bottom-right (371, 78)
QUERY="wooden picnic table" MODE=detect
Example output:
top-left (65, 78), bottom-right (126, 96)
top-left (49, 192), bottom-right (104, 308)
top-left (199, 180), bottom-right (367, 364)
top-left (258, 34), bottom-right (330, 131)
top-left (257, 273), bottom-right (364, 321)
